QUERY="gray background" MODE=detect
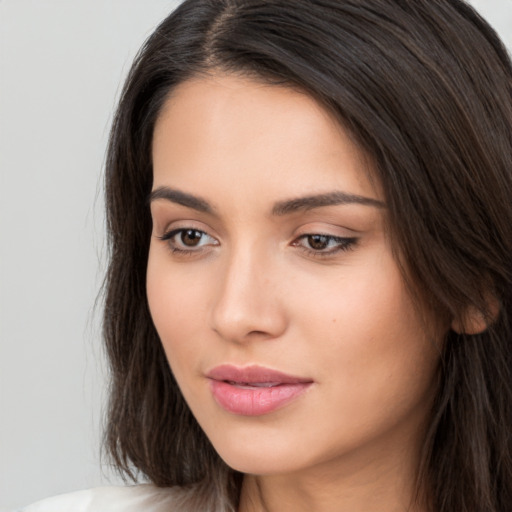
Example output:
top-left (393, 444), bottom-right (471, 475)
top-left (1, 1), bottom-right (511, 510)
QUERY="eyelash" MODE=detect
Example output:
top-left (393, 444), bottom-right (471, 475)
top-left (157, 228), bottom-right (218, 255)
top-left (157, 228), bottom-right (358, 258)
top-left (293, 234), bottom-right (358, 258)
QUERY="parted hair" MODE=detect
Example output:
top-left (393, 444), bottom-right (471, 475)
top-left (103, 1), bottom-right (512, 510)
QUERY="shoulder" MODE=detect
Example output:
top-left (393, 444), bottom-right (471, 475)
top-left (19, 484), bottom-right (184, 512)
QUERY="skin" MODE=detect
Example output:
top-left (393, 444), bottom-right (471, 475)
top-left (147, 73), bottom-right (444, 512)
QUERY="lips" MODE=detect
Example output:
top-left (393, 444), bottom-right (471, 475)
top-left (206, 365), bottom-right (313, 416)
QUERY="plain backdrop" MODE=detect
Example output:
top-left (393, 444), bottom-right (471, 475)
top-left (0, 1), bottom-right (511, 510)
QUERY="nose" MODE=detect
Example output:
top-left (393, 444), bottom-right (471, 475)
top-left (210, 246), bottom-right (288, 344)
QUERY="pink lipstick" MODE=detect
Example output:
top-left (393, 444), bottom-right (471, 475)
top-left (207, 365), bottom-right (313, 416)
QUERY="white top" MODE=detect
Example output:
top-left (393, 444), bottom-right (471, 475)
top-left (18, 485), bottom-right (186, 512)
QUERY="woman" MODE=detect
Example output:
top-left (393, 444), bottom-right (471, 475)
top-left (22, 0), bottom-right (512, 511)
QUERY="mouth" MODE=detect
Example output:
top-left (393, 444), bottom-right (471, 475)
top-left (224, 381), bottom-right (282, 389)
top-left (206, 365), bottom-right (313, 416)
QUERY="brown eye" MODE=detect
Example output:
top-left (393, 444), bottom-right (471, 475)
top-left (159, 227), bottom-right (219, 253)
top-left (181, 229), bottom-right (203, 247)
top-left (293, 233), bottom-right (358, 256)
top-left (307, 235), bottom-right (330, 250)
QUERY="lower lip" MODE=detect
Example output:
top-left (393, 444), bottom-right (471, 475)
top-left (209, 380), bottom-right (311, 416)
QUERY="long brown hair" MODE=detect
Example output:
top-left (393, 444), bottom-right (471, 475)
top-left (103, 1), bottom-right (512, 510)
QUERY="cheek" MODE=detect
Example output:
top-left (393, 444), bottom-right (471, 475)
top-left (291, 252), bottom-right (416, 346)
top-left (146, 255), bottom-right (208, 413)
top-left (146, 250), bottom-right (202, 354)
top-left (292, 252), bottom-right (441, 411)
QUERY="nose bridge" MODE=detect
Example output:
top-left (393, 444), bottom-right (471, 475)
top-left (211, 240), bottom-right (286, 342)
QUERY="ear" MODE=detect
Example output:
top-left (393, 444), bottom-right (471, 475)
top-left (451, 295), bottom-right (500, 335)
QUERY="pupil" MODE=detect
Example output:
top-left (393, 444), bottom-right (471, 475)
top-left (181, 230), bottom-right (202, 246)
top-left (308, 235), bottom-right (328, 250)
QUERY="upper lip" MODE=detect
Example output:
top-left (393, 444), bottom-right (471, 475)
top-left (206, 364), bottom-right (313, 384)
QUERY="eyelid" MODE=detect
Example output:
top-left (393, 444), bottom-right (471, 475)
top-left (153, 215), bottom-right (218, 240)
top-left (291, 232), bottom-right (358, 258)
top-left (157, 226), bottom-right (219, 256)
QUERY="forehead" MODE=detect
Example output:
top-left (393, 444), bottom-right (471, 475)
top-left (152, 73), bottom-right (380, 203)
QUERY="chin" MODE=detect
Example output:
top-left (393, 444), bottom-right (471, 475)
top-left (207, 431), bottom-right (313, 476)
top-left (220, 451), bottom-right (298, 476)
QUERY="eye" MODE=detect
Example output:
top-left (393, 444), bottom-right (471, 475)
top-left (158, 228), bottom-right (218, 254)
top-left (293, 234), bottom-right (357, 257)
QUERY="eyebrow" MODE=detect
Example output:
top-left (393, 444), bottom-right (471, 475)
top-left (149, 186), bottom-right (385, 216)
top-left (149, 186), bottom-right (214, 214)
top-left (272, 191), bottom-right (385, 215)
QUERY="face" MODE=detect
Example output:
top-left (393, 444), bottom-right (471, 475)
top-left (147, 73), bottom-right (442, 477)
